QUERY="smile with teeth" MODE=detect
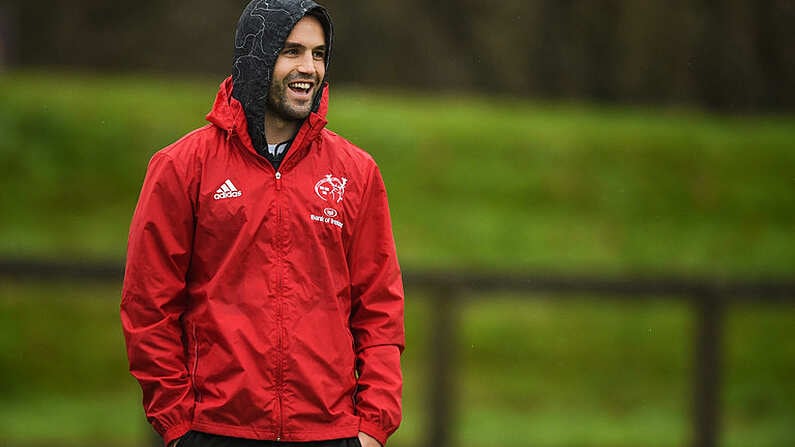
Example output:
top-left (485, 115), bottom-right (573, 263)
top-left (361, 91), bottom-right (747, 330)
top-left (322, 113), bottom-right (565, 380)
top-left (289, 82), bottom-right (313, 94)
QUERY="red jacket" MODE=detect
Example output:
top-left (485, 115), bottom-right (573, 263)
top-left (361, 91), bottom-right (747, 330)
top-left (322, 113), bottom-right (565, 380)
top-left (121, 77), bottom-right (404, 446)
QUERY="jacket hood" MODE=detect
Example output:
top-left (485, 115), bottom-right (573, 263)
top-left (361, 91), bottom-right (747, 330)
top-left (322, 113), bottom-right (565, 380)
top-left (232, 0), bottom-right (333, 155)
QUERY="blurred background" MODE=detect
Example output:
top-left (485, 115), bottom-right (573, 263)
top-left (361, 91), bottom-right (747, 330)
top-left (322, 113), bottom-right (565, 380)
top-left (0, 1), bottom-right (793, 447)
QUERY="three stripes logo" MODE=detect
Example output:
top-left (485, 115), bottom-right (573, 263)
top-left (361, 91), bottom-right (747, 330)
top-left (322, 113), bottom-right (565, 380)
top-left (214, 179), bottom-right (242, 200)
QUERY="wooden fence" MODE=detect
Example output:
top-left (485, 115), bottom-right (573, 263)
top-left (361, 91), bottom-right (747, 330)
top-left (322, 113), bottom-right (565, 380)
top-left (1, 258), bottom-right (793, 447)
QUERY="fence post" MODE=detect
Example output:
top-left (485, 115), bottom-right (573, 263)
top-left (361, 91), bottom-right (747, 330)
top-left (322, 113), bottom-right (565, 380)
top-left (692, 290), bottom-right (723, 447)
top-left (427, 285), bottom-right (459, 447)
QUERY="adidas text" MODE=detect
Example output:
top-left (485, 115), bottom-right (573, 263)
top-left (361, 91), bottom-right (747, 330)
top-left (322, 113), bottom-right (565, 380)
top-left (214, 191), bottom-right (243, 200)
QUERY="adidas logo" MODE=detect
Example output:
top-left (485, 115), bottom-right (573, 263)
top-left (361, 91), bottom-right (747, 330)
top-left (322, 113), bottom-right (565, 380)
top-left (214, 179), bottom-right (243, 200)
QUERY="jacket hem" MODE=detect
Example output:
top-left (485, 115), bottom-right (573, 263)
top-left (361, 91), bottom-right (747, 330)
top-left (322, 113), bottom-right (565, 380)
top-left (358, 419), bottom-right (389, 446)
top-left (191, 420), bottom-right (361, 442)
top-left (162, 422), bottom-right (193, 446)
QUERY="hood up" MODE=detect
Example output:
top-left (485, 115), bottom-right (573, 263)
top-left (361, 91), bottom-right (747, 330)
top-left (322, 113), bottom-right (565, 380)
top-left (232, 0), bottom-right (333, 155)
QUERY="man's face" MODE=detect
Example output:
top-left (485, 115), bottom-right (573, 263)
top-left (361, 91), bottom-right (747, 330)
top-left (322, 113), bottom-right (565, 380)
top-left (267, 16), bottom-right (327, 122)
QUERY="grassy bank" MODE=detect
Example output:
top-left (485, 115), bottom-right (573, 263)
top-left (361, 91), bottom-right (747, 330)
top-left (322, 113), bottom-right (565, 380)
top-left (1, 71), bottom-right (794, 274)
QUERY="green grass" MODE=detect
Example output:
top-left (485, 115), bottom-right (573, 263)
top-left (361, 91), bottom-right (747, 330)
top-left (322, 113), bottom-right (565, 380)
top-left (454, 297), bottom-right (795, 447)
top-left (1, 71), bottom-right (794, 274)
top-left (1, 72), bottom-right (794, 446)
top-left (0, 392), bottom-right (145, 447)
top-left (1, 281), bottom-right (793, 447)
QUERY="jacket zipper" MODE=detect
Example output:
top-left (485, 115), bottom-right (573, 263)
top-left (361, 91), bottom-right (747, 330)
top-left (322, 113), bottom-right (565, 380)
top-left (230, 128), bottom-right (308, 442)
top-left (191, 325), bottom-right (202, 402)
top-left (275, 170), bottom-right (284, 442)
top-left (272, 136), bottom-right (293, 442)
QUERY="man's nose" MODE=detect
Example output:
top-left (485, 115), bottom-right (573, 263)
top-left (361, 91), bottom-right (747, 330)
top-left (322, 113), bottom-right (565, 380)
top-left (296, 54), bottom-right (315, 74)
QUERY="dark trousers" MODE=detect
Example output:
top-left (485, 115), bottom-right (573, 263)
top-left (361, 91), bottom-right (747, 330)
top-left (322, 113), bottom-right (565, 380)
top-left (178, 431), bottom-right (361, 447)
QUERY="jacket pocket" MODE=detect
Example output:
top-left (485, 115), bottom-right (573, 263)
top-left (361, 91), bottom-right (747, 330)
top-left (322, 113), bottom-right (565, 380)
top-left (188, 323), bottom-right (203, 402)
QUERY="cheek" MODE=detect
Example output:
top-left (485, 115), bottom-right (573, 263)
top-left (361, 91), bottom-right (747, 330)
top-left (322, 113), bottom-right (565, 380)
top-left (271, 68), bottom-right (286, 83)
top-left (272, 59), bottom-right (290, 82)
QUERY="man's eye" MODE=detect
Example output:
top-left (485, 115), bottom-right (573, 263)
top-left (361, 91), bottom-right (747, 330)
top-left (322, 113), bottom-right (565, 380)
top-left (283, 48), bottom-right (299, 56)
top-left (313, 51), bottom-right (326, 60)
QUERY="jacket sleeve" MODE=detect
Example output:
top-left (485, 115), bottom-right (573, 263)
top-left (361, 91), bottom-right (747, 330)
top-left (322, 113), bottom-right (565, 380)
top-left (347, 165), bottom-right (405, 446)
top-left (120, 151), bottom-right (195, 446)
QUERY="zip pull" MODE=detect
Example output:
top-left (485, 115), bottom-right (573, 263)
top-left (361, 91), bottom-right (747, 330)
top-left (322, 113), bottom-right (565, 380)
top-left (275, 172), bottom-right (282, 191)
top-left (226, 128), bottom-right (233, 142)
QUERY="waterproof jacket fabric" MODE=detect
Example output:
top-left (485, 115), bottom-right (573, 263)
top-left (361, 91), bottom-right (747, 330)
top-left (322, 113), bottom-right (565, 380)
top-left (232, 0), bottom-right (333, 158)
top-left (121, 80), bottom-right (404, 446)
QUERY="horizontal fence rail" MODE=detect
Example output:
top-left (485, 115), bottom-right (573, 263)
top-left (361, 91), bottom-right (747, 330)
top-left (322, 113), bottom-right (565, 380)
top-left (3, 259), bottom-right (794, 301)
top-left (2, 258), bottom-right (794, 447)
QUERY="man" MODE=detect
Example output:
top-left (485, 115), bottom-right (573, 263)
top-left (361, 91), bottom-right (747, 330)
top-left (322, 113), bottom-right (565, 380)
top-left (120, 2), bottom-right (404, 447)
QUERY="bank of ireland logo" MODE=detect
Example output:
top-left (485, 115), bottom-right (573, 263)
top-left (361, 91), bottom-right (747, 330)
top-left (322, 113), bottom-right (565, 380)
top-left (315, 174), bottom-right (348, 203)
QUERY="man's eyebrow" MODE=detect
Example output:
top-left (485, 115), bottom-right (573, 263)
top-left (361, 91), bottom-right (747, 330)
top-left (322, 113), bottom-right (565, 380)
top-left (283, 41), bottom-right (326, 50)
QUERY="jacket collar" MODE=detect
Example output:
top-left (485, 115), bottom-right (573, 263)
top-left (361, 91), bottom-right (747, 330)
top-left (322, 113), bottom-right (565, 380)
top-left (206, 76), bottom-right (329, 165)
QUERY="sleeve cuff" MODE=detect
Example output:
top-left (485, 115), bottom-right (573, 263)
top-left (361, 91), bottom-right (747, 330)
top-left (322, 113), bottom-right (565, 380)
top-left (161, 422), bottom-right (192, 447)
top-left (359, 418), bottom-right (389, 446)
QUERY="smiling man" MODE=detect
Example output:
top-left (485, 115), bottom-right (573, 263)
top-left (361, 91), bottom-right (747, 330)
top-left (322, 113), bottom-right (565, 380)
top-left (120, 2), bottom-right (405, 447)
top-left (261, 14), bottom-right (328, 161)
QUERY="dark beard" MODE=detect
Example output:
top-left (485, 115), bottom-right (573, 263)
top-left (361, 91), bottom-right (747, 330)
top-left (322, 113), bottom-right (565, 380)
top-left (266, 79), bottom-right (315, 122)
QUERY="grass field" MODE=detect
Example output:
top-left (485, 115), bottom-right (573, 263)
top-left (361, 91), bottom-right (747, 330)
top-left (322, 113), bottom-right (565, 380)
top-left (1, 281), bottom-right (793, 447)
top-left (0, 72), bottom-right (793, 446)
top-left (1, 71), bottom-right (793, 274)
